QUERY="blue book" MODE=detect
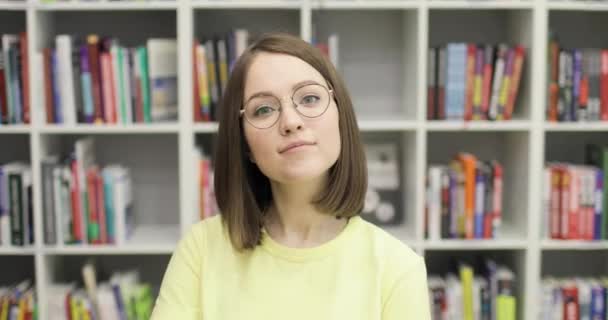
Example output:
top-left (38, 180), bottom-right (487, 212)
top-left (591, 284), bottom-right (605, 320)
top-left (80, 45), bottom-right (95, 124)
top-left (446, 43), bottom-right (467, 120)
top-left (9, 46), bottom-right (22, 124)
top-left (594, 169), bottom-right (603, 240)
top-left (51, 49), bottom-right (63, 123)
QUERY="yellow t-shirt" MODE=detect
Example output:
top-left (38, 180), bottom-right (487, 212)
top-left (151, 214), bottom-right (431, 320)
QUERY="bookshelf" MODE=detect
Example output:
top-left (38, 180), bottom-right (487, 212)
top-left (0, 0), bottom-right (607, 318)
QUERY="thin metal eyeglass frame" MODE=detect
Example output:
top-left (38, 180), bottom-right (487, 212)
top-left (239, 84), bottom-right (334, 129)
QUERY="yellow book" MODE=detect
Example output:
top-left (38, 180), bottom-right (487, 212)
top-left (17, 295), bottom-right (26, 320)
top-left (496, 294), bottom-right (516, 320)
top-left (196, 45), bottom-right (211, 119)
top-left (0, 297), bottom-right (9, 320)
top-left (70, 295), bottom-right (78, 320)
top-left (460, 263), bottom-right (474, 320)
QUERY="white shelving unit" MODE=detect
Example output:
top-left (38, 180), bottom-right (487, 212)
top-left (0, 0), bottom-right (607, 319)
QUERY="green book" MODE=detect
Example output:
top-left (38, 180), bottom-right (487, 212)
top-left (117, 46), bottom-right (127, 124)
top-left (9, 172), bottom-right (23, 246)
top-left (138, 47), bottom-right (151, 123)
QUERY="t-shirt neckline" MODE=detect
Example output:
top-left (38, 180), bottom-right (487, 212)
top-left (260, 215), bottom-right (361, 263)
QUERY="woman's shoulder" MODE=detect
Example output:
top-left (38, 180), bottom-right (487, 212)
top-left (353, 216), bottom-right (424, 272)
top-left (187, 214), bottom-right (226, 240)
top-left (179, 215), bottom-right (229, 252)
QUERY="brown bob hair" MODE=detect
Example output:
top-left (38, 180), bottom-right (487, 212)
top-left (213, 32), bottom-right (367, 251)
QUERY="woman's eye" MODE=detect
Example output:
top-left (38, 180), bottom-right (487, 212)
top-left (254, 106), bottom-right (274, 116)
top-left (301, 95), bottom-right (320, 105)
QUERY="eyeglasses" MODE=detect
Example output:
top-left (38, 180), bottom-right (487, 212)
top-left (240, 83), bottom-right (334, 129)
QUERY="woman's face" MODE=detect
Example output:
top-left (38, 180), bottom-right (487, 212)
top-left (242, 52), bottom-right (341, 185)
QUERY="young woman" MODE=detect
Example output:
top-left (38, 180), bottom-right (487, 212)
top-left (151, 32), bottom-right (431, 319)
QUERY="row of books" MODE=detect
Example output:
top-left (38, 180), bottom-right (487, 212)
top-left (541, 277), bottom-right (608, 320)
top-left (42, 35), bottom-right (177, 125)
top-left (1, 33), bottom-right (30, 125)
top-left (193, 146), bottom-right (218, 223)
top-left (427, 43), bottom-right (526, 121)
top-left (0, 163), bottom-right (33, 247)
top-left (49, 263), bottom-right (152, 320)
top-left (542, 144), bottom-right (608, 241)
top-left (41, 137), bottom-right (134, 246)
top-left (546, 34), bottom-right (608, 122)
top-left (0, 280), bottom-right (36, 320)
top-left (425, 153), bottom-right (503, 240)
top-left (428, 259), bottom-right (516, 320)
top-left (193, 30), bottom-right (248, 122)
top-left (192, 30), bottom-right (339, 123)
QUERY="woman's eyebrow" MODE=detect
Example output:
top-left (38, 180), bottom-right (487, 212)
top-left (244, 79), bottom-right (323, 103)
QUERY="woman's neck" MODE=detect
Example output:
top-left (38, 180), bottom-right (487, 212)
top-left (264, 177), bottom-right (347, 248)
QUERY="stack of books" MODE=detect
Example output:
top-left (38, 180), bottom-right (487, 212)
top-left (426, 153), bottom-right (504, 240)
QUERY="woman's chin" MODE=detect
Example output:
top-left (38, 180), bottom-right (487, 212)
top-left (271, 166), bottom-right (328, 185)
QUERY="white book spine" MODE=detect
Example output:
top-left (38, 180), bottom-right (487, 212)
top-left (56, 35), bottom-right (77, 125)
top-left (2, 34), bottom-right (17, 123)
top-left (428, 166), bottom-right (442, 241)
top-left (328, 33), bottom-right (339, 69)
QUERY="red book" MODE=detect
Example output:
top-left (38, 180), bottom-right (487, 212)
top-left (19, 32), bottom-right (29, 124)
top-left (427, 48), bottom-right (437, 120)
top-left (549, 165), bottom-right (562, 239)
top-left (504, 45), bottom-right (526, 120)
top-left (560, 166), bottom-right (571, 239)
top-left (70, 160), bottom-right (83, 243)
top-left (600, 50), bottom-right (608, 120)
top-left (437, 47), bottom-right (446, 120)
top-left (100, 52), bottom-right (116, 124)
top-left (464, 44), bottom-right (476, 121)
top-left (562, 285), bottom-right (579, 320)
top-left (96, 170), bottom-right (107, 244)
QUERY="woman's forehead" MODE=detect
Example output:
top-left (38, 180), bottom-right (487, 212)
top-left (244, 52), bottom-right (325, 96)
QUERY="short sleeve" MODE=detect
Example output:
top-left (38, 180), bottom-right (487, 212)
top-left (382, 256), bottom-right (432, 320)
top-left (150, 223), bottom-right (205, 320)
